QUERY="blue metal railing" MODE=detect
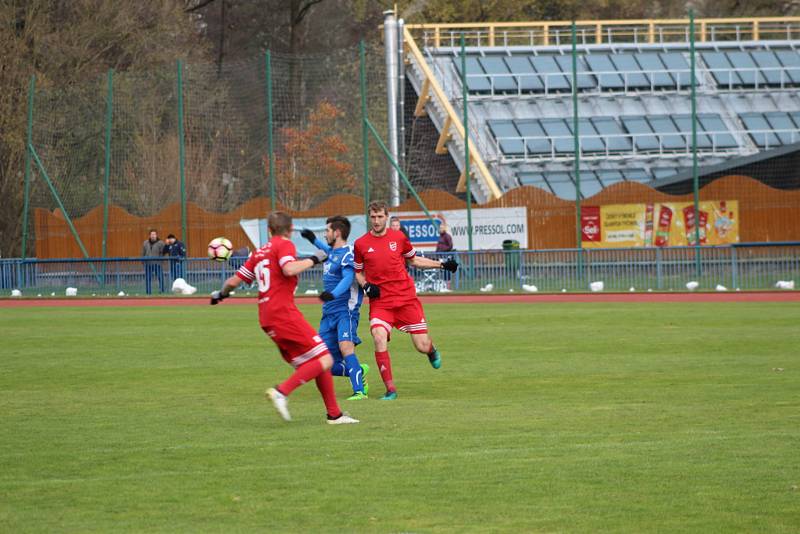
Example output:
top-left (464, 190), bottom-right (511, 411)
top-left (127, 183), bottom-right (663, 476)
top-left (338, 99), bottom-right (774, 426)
top-left (1, 243), bottom-right (798, 295)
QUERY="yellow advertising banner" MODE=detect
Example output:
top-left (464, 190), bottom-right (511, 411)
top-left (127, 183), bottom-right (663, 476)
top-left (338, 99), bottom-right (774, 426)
top-left (581, 200), bottom-right (739, 248)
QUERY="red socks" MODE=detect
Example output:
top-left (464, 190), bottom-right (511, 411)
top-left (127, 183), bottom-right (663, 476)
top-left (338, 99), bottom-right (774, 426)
top-left (277, 358), bottom-right (324, 396)
top-left (375, 351), bottom-right (396, 392)
top-left (315, 370), bottom-right (342, 419)
top-left (277, 358), bottom-right (342, 418)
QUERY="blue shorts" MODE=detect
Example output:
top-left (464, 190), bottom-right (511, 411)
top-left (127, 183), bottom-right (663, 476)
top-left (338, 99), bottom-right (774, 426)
top-left (319, 310), bottom-right (362, 360)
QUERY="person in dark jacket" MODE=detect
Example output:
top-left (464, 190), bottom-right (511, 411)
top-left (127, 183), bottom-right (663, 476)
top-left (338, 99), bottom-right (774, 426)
top-left (436, 223), bottom-right (455, 286)
top-left (163, 234), bottom-right (187, 281)
top-left (142, 229), bottom-right (165, 294)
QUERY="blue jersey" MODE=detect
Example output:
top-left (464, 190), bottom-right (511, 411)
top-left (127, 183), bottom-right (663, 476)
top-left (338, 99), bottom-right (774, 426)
top-left (315, 239), bottom-right (363, 316)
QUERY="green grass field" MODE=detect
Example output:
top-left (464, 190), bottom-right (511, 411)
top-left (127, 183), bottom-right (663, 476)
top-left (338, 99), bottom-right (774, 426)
top-left (2, 302), bottom-right (799, 532)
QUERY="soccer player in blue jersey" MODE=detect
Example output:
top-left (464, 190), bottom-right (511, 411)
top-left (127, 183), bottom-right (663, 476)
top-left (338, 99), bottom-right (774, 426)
top-left (301, 216), bottom-right (369, 400)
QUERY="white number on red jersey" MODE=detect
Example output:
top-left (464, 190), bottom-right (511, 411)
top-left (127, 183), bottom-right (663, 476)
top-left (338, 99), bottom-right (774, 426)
top-left (255, 259), bottom-right (271, 293)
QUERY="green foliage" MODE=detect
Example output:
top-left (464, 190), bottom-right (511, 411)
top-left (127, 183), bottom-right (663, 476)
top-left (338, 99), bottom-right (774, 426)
top-left (1, 302), bottom-right (799, 531)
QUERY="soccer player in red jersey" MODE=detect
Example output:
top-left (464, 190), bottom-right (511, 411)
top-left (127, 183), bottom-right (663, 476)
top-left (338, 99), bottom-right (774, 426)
top-left (354, 201), bottom-right (459, 400)
top-left (210, 211), bottom-right (359, 425)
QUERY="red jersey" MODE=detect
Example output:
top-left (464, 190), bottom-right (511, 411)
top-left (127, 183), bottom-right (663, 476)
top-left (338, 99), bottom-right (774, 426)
top-left (237, 236), bottom-right (301, 327)
top-left (354, 228), bottom-right (417, 305)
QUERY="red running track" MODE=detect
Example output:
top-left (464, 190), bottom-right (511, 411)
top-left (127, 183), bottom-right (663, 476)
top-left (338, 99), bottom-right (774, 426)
top-left (2, 292), bottom-right (799, 307)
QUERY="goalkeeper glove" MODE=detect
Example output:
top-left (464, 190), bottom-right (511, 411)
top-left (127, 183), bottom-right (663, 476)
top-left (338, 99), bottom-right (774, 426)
top-left (300, 228), bottom-right (317, 245)
top-left (210, 289), bottom-right (229, 305)
top-left (441, 258), bottom-right (459, 272)
top-left (319, 291), bottom-right (335, 302)
top-left (362, 283), bottom-right (380, 298)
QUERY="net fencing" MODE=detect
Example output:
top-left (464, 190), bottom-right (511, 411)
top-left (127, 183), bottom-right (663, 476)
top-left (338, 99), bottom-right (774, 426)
top-left (24, 42), bottom-right (401, 258)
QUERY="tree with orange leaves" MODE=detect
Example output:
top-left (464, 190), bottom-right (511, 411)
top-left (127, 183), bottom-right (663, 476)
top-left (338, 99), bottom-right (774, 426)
top-left (264, 100), bottom-right (356, 211)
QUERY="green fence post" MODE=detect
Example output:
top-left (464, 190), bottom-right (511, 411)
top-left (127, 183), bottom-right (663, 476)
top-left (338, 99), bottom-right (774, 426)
top-left (21, 75), bottom-right (35, 259)
top-left (572, 21), bottom-right (584, 285)
top-left (265, 50), bottom-right (276, 211)
top-left (101, 69), bottom-right (114, 287)
top-left (102, 69), bottom-right (113, 261)
top-left (689, 10), bottom-right (701, 276)
top-left (177, 60), bottom-right (187, 246)
top-left (360, 40), bottom-right (370, 224)
top-left (460, 33), bottom-right (474, 280)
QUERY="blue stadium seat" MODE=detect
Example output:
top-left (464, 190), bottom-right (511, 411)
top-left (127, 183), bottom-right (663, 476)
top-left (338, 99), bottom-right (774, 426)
top-left (774, 49), bottom-right (800, 84)
top-left (634, 53), bottom-right (675, 89)
top-left (515, 120), bottom-right (552, 154)
top-left (702, 51), bottom-right (742, 89)
top-left (622, 169), bottom-right (650, 182)
top-left (591, 117), bottom-right (632, 151)
top-left (540, 119), bottom-right (574, 153)
top-left (673, 114), bottom-right (712, 149)
top-left (609, 54), bottom-right (650, 90)
top-left (529, 56), bottom-right (571, 92)
top-left (740, 113), bottom-right (780, 148)
top-left (726, 51), bottom-right (767, 87)
top-left (659, 52), bottom-right (692, 89)
top-left (764, 111), bottom-right (799, 145)
top-left (647, 116), bottom-right (687, 150)
top-left (487, 120), bottom-right (525, 156)
top-left (697, 114), bottom-right (738, 149)
top-left (517, 172), bottom-right (546, 186)
top-left (574, 172), bottom-right (604, 198)
top-left (750, 50), bottom-right (786, 86)
top-left (790, 112), bottom-right (800, 131)
top-left (454, 56), bottom-right (492, 93)
top-left (621, 117), bottom-right (660, 152)
top-left (554, 55), bottom-right (597, 90)
top-left (479, 56), bottom-right (518, 93)
top-left (585, 54), bottom-right (625, 90)
top-left (543, 172), bottom-right (577, 199)
top-left (575, 118), bottom-right (606, 153)
top-left (652, 168), bottom-right (678, 179)
top-left (596, 170), bottom-right (625, 186)
top-left (504, 56), bottom-right (544, 93)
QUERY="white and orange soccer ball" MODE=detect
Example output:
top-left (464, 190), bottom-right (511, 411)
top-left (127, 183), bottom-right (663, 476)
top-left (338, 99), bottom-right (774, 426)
top-left (207, 237), bottom-right (233, 262)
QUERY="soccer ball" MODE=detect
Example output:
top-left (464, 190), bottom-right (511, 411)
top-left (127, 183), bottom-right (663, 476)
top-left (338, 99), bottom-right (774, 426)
top-left (208, 237), bottom-right (233, 261)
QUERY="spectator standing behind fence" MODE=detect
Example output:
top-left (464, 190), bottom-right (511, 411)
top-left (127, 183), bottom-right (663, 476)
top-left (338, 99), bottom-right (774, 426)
top-left (163, 234), bottom-right (186, 281)
top-left (390, 217), bottom-right (410, 239)
top-left (436, 223), bottom-right (454, 288)
top-left (142, 229), bottom-right (165, 294)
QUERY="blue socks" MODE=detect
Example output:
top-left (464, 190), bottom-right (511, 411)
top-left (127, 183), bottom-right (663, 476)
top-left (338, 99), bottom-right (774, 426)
top-left (330, 360), bottom-right (347, 377)
top-left (344, 354), bottom-right (365, 393)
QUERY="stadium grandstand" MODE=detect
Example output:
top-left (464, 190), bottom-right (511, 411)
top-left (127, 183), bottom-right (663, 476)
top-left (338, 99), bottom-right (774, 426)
top-left (400, 17), bottom-right (800, 202)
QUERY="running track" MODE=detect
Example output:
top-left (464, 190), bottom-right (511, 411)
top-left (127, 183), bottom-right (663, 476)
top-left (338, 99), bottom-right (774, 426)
top-left (2, 292), bottom-right (799, 307)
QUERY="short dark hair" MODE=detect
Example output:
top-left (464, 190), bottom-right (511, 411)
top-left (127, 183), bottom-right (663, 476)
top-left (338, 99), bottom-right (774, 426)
top-left (368, 201), bottom-right (388, 215)
top-left (389, 216), bottom-right (400, 223)
top-left (326, 215), bottom-right (351, 240)
top-left (167, 234), bottom-right (176, 239)
top-left (149, 228), bottom-right (157, 234)
top-left (268, 211), bottom-right (292, 235)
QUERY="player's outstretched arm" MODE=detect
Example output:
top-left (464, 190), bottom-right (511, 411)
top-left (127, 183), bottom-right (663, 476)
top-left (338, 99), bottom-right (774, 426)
top-left (319, 266), bottom-right (354, 302)
top-left (210, 274), bottom-right (243, 305)
top-left (408, 255), bottom-right (459, 272)
top-left (282, 250), bottom-right (327, 277)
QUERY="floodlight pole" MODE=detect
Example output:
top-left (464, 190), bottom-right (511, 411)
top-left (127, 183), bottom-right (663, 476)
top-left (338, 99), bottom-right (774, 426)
top-left (383, 10), bottom-right (400, 206)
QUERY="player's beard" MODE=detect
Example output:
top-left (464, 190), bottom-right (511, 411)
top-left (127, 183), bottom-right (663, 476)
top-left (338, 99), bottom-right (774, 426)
top-left (372, 222), bottom-right (386, 234)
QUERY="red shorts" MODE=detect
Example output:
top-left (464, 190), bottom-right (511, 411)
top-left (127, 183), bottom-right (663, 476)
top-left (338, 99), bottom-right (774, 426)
top-left (262, 313), bottom-right (329, 368)
top-left (369, 298), bottom-right (428, 337)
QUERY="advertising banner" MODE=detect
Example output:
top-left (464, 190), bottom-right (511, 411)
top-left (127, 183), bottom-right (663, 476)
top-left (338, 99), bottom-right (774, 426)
top-left (241, 207), bottom-right (527, 253)
top-left (581, 200), bottom-right (738, 247)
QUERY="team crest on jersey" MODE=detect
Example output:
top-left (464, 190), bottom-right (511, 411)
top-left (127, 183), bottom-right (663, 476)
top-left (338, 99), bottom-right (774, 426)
top-left (389, 241), bottom-right (397, 251)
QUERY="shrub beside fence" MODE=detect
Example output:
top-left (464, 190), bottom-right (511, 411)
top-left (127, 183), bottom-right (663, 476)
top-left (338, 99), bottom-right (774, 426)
top-left (2, 243), bottom-right (798, 296)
